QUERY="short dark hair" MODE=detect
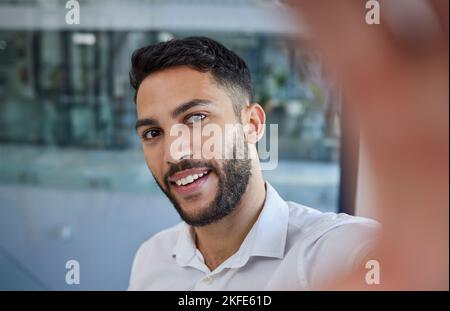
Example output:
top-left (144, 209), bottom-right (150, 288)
top-left (129, 36), bottom-right (253, 116)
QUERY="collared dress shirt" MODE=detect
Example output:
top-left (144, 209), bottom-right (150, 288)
top-left (128, 182), bottom-right (380, 290)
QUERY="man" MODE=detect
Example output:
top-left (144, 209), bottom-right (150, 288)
top-left (128, 37), bottom-right (379, 290)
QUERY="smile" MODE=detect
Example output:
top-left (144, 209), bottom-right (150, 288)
top-left (173, 171), bottom-right (209, 186)
top-left (168, 168), bottom-right (212, 196)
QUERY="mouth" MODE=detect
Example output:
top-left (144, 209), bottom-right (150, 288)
top-left (168, 168), bottom-right (213, 196)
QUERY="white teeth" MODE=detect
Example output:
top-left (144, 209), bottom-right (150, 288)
top-left (175, 171), bottom-right (209, 186)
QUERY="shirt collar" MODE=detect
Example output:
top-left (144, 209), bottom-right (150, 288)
top-left (172, 181), bottom-right (290, 269)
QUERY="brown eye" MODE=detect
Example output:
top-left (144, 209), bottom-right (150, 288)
top-left (143, 129), bottom-right (161, 140)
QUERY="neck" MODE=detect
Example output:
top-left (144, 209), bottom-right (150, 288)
top-left (193, 166), bottom-right (266, 272)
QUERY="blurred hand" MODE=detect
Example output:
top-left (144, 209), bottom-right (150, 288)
top-left (290, 0), bottom-right (448, 290)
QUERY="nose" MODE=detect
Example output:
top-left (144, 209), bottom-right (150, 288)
top-left (164, 125), bottom-right (193, 164)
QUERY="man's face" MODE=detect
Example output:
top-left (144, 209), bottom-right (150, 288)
top-left (136, 66), bottom-right (252, 227)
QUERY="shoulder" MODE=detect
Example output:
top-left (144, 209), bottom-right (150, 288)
top-left (133, 222), bottom-right (183, 263)
top-left (128, 222), bottom-right (183, 290)
top-left (285, 201), bottom-right (381, 289)
top-left (286, 200), bottom-right (380, 242)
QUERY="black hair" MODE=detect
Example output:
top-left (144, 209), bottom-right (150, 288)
top-left (129, 36), bottom-right (253, 116)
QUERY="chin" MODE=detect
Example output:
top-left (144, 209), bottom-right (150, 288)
top-left (179, 199), bottom-right (211, 214)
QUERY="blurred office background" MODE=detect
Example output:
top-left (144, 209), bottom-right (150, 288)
top-left (0, 0), bottom-right (344, 290)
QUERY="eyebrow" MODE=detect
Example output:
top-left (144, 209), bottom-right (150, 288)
top-left (171, 99), bottom-right (214, 118)
top-left (135, 118), bottom-right (159, 131)
top-left (135, 99), bottom-right (214, 131)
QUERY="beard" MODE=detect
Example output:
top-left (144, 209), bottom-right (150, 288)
top-left (153, 146), bottom-right (252, 227)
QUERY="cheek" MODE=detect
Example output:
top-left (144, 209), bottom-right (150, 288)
top-left (197, 121), bottom-right (236, 160)
top-left (143, 148), bottom-right (164, 179)
top-left (198, 133), bottom-right (226, 160)
top-left (222, 126), bottom-right (246, 157)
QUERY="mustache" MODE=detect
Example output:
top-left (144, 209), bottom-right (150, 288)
top-left (163, 160), bottom-right (218, 185)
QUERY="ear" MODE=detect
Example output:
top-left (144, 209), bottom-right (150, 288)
top-left (241, 103), bottom-right (266, 144)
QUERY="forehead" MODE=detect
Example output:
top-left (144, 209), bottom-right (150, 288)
top-left (136, 66), bottom-right (232, 117)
